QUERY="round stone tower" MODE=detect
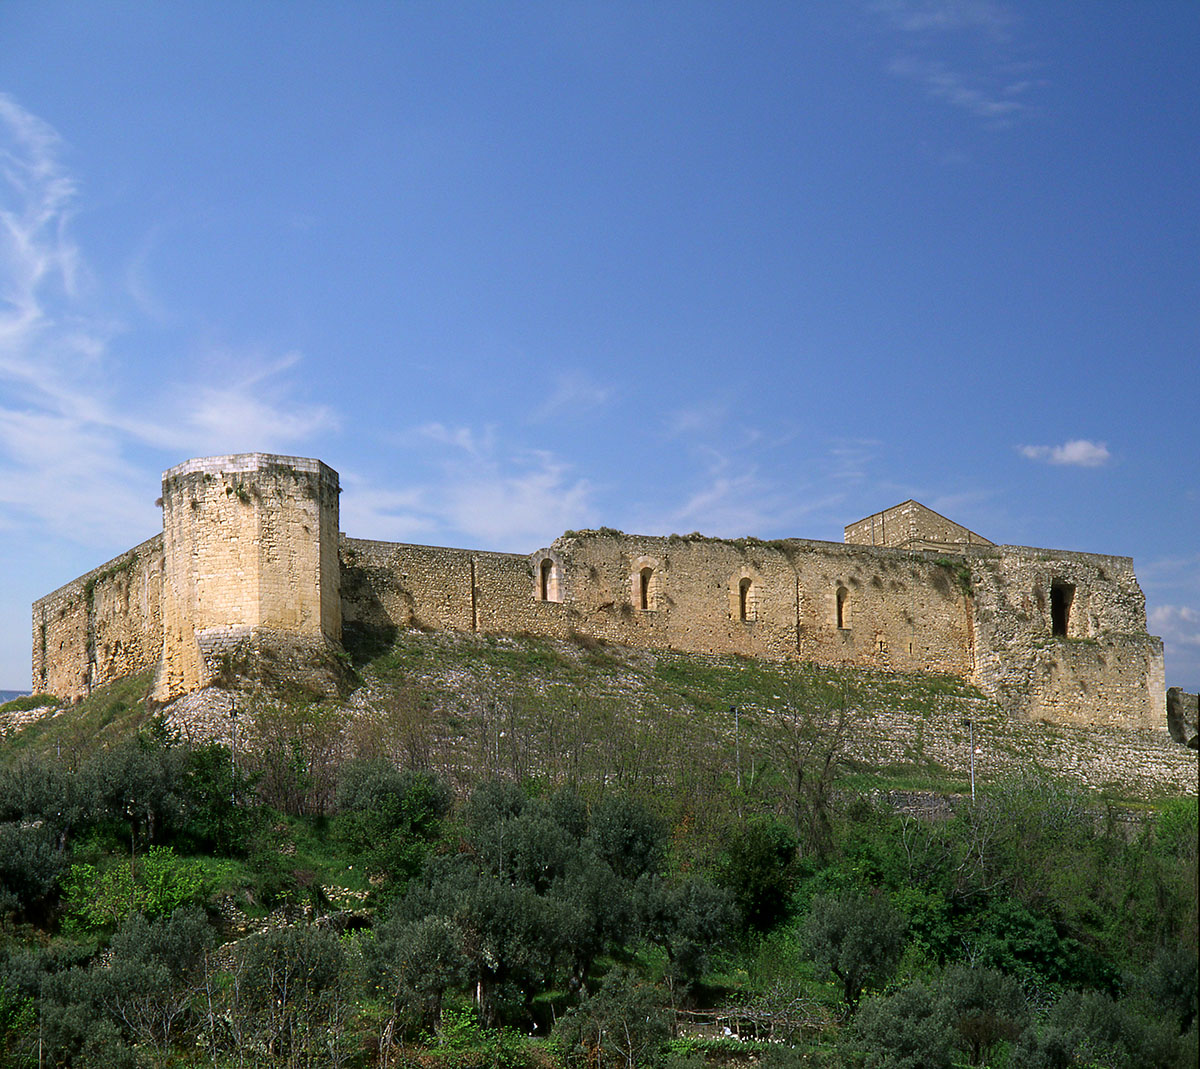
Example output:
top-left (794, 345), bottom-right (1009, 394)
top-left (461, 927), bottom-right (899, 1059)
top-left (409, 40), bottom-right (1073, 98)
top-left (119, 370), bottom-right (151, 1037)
top-left (154, 454), bottom-right (341, 700)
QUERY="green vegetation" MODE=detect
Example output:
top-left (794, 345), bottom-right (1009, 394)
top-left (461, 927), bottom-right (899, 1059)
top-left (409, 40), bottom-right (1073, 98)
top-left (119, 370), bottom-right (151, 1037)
top-left (0, 694), bottom-right (58, 715)
top-left (0, 632), bottom-right (1195, 1067)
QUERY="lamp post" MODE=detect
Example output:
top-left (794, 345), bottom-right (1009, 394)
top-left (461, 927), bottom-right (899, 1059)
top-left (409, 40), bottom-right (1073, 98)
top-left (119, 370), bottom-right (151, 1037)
top-left (730, 706), bottom-right (741, 793)
top-left (963, 718), bottom-right (975, 801)
top-left (230, 699), bottom-right (239, 805)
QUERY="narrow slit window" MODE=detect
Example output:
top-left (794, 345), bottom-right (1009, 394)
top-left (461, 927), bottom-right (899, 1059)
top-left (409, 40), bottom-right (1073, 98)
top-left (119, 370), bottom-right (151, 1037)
top-left (739, 577), bottom-right (753, 621)
top-left (1051, 581), bottom-right (1074, 636)
top-left (640, 567), bottom-right (653, 611)
top-left (836, 585), bottom-right (849, 629)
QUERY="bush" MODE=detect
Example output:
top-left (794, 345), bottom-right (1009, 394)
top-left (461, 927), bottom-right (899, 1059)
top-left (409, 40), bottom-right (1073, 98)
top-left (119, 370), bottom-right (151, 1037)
top-left (334, 762), bottom-right (451, 899)
top-left (0, 822), bottom-right (67, 921)
top-left (718, 814), bottom-right (799, 932)
top-left (849, 980), bottom-right (954, 1069)
top-left (63, 845), bottom-right (208, 929)
top-left (555, 967), bottom-right (671, 1068)
top-left (936, 964), bottom-right (1029, 1066)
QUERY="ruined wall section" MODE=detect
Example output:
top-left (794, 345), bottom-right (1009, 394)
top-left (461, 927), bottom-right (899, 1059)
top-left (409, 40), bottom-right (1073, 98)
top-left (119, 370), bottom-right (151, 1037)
top-left (968, 546), bottom-right (1163, 728)
top-left (339, 538), bottom-right (576, 645)
top-left (31, 535), bottom-right (163, 701)
top-left (786, 540), bottom-right (975, 676)
top-left (341, 539), bottom-right (475, 638)
top-left (156, 455), bottom-right (341, 701)
top-left (515, 533), bottom-right (975, 677)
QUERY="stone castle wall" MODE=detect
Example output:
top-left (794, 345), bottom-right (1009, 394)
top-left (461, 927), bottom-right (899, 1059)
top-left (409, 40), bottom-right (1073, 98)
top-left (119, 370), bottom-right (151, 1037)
top-left (969, 547), bottom-right (1162, 728)
top-left (339, 538), bottom-right (575, 641)
top-left (27, 455), bottom-right (1169, 736)
top-left (31, 535), bottom-right (164, 702)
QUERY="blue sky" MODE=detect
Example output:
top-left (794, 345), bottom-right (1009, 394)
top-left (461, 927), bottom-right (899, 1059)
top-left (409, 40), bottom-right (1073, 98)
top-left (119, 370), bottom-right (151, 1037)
top-left (1, 1), bottom-right (1197, 693)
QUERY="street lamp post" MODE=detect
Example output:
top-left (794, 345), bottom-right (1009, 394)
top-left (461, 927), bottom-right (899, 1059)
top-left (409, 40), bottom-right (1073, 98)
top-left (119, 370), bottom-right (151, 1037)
top-left (963, 718), bottom-right (975, 801)
top-left (730, 706), bottom-right (741, 793)
top-left (230, 699), bottom-right (239, 805)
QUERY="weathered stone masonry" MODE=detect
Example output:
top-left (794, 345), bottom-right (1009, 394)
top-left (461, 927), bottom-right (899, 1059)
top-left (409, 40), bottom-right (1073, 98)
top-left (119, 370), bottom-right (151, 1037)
top-left (31, 456), bottom-right (1167, 734)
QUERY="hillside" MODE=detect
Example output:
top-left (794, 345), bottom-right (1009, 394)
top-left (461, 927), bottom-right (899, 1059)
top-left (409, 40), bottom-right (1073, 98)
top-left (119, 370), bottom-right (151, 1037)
top-left (5, 629), bottom-right (1195, 806)
top-left (1, 630), bottom-right (1197, 1069)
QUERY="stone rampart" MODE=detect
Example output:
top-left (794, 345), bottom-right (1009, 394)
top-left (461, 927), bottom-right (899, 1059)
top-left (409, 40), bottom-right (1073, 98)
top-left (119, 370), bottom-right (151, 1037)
top-left (339, 538), bottom-right (576, 643)
top-left (29, 456), bottom-right (1171, 740)
top-left (968, 545), bottom-right (1163, 727)
top-left (31, 535), bottom-right (164, 702)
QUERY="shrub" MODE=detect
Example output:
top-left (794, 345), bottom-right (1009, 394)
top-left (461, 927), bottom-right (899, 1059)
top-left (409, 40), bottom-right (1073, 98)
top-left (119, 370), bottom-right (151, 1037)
top-left (63, 845), bottom-right (208, 929)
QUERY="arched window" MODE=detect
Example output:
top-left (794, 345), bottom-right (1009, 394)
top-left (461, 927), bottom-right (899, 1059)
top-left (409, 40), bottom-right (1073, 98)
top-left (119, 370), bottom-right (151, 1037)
top-left (836, 585), bottom-right (850, 629)
top-left (1051, 581), bottom-right (1074, 636)
top-left (538, 557), bottom-right (561, 602)
top-left (630, 555), bottom-right (661, 612)
top-left (739, 577), bottom-right (753, 622)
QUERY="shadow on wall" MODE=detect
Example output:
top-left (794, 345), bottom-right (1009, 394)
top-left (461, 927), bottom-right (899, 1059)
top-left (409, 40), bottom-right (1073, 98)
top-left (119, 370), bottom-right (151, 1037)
top-left (340, 563), bottom-right (405, 664)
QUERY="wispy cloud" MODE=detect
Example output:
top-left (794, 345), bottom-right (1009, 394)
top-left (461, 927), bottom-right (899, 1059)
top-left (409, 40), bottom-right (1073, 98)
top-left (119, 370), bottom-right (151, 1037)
top-left (1018, 439), bottom-right (1110, 468)
top-left (663, 402), bottom-right (728, 438)
top-left (343, 428), bottom-right (595, 550)
top-left (888, 55), bottom-right (1029, 121)
top-left (872, 0), bottom-right (1013, 37)
top-left (415, 422), bottom-right (496, 457)
top-left (531, 371), bottom-right (613, 422)
top-left (1150, 605), bottom-right (1200, 649)
top-left (827, 437), bottom-right (882, 482)
top-left (0, 94), bottom-right (334, 545)
top-left (868, 0), bottom-right (1042, 128)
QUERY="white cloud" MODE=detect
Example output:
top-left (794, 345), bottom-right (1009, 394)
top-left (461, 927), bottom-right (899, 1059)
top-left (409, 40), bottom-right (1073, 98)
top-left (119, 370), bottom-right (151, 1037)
top-left (177, 351), bottom-right (337, 452)
top-left (1150, 605), bottom-right (1200, 649)
top-left (342, 430), bottom-right (595, 551)
top-left (663, 402), bottom-right (728, 438)
top-left (0, 95), bottom-right (335, 546)
top-left (872, 0), bottom-right (1014, 37)
top-left (416, 422), bottom-right (495, 456)
top-left (869, 0), bottom-right (1042, 127)
top-left (827, 437), bottom-right (882, 482)
top-left (1018, 439), bottom-right (1110, 467)
top-left (531, 371), bottom-right (613, 422)
top-left (337, 476), bottom-right (439, 544)
top-left (440, 451), bottom-right (594, 547)
top-left (888, 55), bottom-right (1028, 121)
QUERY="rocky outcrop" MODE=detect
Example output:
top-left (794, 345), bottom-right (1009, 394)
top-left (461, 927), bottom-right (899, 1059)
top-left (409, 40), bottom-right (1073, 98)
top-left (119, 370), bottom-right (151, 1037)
top-left (1166, 687), bottom-right (1199, 748)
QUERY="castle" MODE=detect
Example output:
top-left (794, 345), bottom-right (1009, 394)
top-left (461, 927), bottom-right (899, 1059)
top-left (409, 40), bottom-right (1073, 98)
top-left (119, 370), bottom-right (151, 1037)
top-left (31, 453), bottom-right (1167, 731)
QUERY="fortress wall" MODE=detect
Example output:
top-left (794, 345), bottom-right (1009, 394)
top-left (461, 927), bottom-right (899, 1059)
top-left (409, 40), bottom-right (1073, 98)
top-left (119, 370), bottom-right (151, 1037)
top-left (473, 552), bottom-right (576, 638)
top-left (786, 542), bottom-right (974, 676)
top-left (968, 547), bottom-right (1163, 727)
top-left (341, 538), bottom-right (476, 636)
top-left (528, 534), bottom-right (975, 675)
top-left (340, 540), bottom-right (577, 641)
top-left (31, 535), bottom-right (164, 701)
top-left (544, 533), bottom-right (800, 658)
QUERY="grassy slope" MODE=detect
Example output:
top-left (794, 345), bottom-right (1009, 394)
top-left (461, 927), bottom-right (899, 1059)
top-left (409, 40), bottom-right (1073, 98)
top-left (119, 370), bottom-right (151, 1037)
top-left (3, 630), bottom-right (1194, 807)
